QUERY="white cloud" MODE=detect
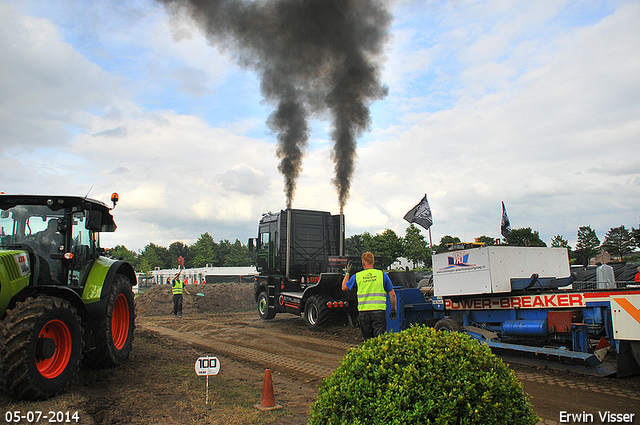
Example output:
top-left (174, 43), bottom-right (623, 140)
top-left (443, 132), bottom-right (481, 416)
top-left (2, 0), bottom-right (639, 254)
top-left (0, 1), bottom-right (120, 149)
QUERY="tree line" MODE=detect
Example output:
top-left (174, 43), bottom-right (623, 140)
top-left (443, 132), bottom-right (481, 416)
top-left (346, 224), bottom-right (640, 270)
top-left (109, 232), bottom-right (253, 273)
top-left (110, 224), bottom-right (639, 274)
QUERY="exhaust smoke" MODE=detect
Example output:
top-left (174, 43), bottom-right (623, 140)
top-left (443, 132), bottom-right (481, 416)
top-left (157, 0), bottom-right (391, 211)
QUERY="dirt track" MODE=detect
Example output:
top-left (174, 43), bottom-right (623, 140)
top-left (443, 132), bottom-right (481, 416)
top-left (1, 283), bottom-right (640, 424)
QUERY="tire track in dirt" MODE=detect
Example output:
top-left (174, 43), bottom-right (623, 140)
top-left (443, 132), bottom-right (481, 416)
top-left (140, 323), bottom-right (345, 379)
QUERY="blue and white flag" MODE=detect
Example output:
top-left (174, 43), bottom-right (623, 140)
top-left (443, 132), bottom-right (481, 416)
top-left (501, 201), bottom-right (512, 238)
top-left (404, 195), bottom-right (433, 230)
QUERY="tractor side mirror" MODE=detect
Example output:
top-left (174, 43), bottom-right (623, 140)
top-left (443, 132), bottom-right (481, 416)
top-left (85, 210), bottom-right (102, 231)
top-left (248, 238), bottom-right (255, 252)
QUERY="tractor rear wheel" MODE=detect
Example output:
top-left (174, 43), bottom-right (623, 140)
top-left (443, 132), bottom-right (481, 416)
top-left (84, 274), bottom-right (135, 367)
top-left (0, 297), bottom-right (84, 400)
top-left (304, 295), bottom-right (331, 330)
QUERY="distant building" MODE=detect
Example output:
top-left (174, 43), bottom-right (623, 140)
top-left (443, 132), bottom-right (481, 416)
top-left (591, 250), bottom-right (611, 265)
top-left (140, 266), bottom-right (257, 287)
top-left (390, 257), bottom-right (424, 270)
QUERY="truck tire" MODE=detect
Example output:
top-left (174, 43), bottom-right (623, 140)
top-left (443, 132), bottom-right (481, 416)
top-left (434, 318), bottom-right (462, 333)
top-left (257, 291), bottom-right (276, 320)
top-left (304, 295), bottom-right (330, 330)
top-left (0, 296), bottom-right (84, 400)
top-left (84, 274), bottom-right (135, 368)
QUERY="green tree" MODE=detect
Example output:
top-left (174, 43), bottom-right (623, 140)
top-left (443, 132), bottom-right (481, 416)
top-left (632, 226), bottom-right (640, 249)
top-left (505, 228), bottom-right (546, 247)
top-left (550, 234), bottom-right (572, 259)
top-left (345, 232), bottom-right (375, 256)
top-left (109, 245), bottom-right (138, 266)
top-left (137, 243), bottom-right (168, 271)
top-left (574, 226), bottom-right (600, 266)
top-left (137, 257), bottom-right (152, 274)
top-left (550, 234), bottom-right (569, 248)
top-left (371, 229), bottom-right (403, 270)
top-left (216, 239), bottom-right (232, 267)
top-left (475, 235), bottom-right (496, 246)
top-left (436, 235), bottom-right (461, 253)
top-left (224, 239), bottom-right (253, 266)
top-left (168, 241), bottom-right (191, 268)
top-left (345, 234), bottom-right (366, 256)
top-left (191, 233), bottom-right (217, 267)
top-left (601, 225), bottom-right (634, 261)
top-left (403, 224), bottom-right (430, 268)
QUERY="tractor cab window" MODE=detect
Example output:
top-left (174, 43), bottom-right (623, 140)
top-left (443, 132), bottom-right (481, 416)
top-left (0, 205), bottom-right (65, 284)
top-left (69, 212), bottom-right (95, 286)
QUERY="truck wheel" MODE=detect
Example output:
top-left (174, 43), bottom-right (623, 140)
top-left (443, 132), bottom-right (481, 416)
top-left (257, 291), bottom-right (276, 320)
top-left (0, 297), bottom-right (84, 400)
top-left (84, 274), bottom-right (135, 367)
top-left (434, 318), bottom-right (462, 333)
top-left (304, 295), bottom-right (330, 329)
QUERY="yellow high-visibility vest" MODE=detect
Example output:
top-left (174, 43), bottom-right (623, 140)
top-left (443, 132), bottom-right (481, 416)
top-left (355, 269), bottom-right (386, 311)
top-left (172, 279), bottom-right (184, 295)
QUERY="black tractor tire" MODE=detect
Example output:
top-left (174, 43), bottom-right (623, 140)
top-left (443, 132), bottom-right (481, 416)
top-left (84, 274), bottom-right (135, 368)
top-left (0, 296), bottom-right (84, 400)
top-left (257, 291), bottom-right (276, 320)
top-left (304, 295), bottom-right (331, 330)
top-left (434, 318), bottom-right (462, 332)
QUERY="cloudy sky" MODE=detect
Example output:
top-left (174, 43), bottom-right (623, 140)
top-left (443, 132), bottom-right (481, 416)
top-left (2, 0), bottom-right (639, 253)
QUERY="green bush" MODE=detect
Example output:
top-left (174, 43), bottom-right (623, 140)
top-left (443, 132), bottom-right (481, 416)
top-left (309, 326), bottom-right (538, 425)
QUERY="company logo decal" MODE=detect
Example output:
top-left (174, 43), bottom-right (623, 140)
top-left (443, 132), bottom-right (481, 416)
top-left (439, 251), bottom-right (476, 270)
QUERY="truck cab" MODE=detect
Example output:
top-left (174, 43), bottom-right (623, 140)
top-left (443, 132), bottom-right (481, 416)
top-left (250, 209), bottom-right (358, 328)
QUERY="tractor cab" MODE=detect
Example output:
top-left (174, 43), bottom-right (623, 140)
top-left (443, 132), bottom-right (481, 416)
top-left (0, 195), bottom-right (117, 288)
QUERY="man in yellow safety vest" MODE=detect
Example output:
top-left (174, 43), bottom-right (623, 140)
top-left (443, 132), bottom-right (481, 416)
top-left (342, 252), bottom-right (397, 340)
top-left (172, 269), bottom-right (190, 317)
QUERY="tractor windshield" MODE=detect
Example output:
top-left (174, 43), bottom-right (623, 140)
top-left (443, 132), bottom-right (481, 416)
top-left (0, 205), bottom-right (64, 248)
top-left (1, 204), bottom-right (66, 284)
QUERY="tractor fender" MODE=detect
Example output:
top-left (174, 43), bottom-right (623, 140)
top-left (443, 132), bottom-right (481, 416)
top-left (83, 257), bottom-right (136, 320)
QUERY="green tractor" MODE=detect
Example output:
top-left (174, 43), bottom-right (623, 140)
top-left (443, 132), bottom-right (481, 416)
top-left (0, 193), bottom-right (136, 400)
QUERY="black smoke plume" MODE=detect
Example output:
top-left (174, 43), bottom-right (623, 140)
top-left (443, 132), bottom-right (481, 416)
top-left (157, 0), bottom-right (391, 211)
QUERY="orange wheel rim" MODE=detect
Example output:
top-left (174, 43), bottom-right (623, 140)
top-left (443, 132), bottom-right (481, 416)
top-left (111, 294), bottom-right (130, 350)
top-left (36, 320), bottom-right (72, 379)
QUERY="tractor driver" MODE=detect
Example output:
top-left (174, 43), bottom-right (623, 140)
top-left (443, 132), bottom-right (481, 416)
top-left (36, 219), bottom-right (63, 251)
top-left (342, 252), bottom-right (397, 340)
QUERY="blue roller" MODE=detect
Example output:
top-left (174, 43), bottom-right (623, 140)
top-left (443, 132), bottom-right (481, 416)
top-left (502, 319), bottom-right (548, 336)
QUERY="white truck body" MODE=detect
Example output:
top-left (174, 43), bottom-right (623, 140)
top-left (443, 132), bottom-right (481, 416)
top-left (433, 246), bottom-right (570, 297)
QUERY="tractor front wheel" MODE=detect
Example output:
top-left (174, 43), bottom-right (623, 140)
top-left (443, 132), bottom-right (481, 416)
top-left (84, 274), bottom-right (135, 367)
top-left (0, 297), bottom-right (84, 400)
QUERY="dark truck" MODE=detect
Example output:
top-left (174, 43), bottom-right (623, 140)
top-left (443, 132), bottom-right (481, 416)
top-left (249, 209), bottom-right (359, 329)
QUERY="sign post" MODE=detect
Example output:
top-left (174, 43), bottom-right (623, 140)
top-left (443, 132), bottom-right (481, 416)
top-left (195, 356), bottom-right (220, 405)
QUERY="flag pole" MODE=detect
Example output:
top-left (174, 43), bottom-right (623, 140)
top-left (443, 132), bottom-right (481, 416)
top-left (428, 227), bottom-right (433, 256)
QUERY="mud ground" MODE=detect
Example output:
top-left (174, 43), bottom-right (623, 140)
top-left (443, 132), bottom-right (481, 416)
top-left (1, 283), bottom-right (639, 425)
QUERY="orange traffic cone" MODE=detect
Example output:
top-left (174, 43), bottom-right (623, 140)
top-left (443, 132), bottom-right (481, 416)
top-left (254, 368), bottom-right (283, 411)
